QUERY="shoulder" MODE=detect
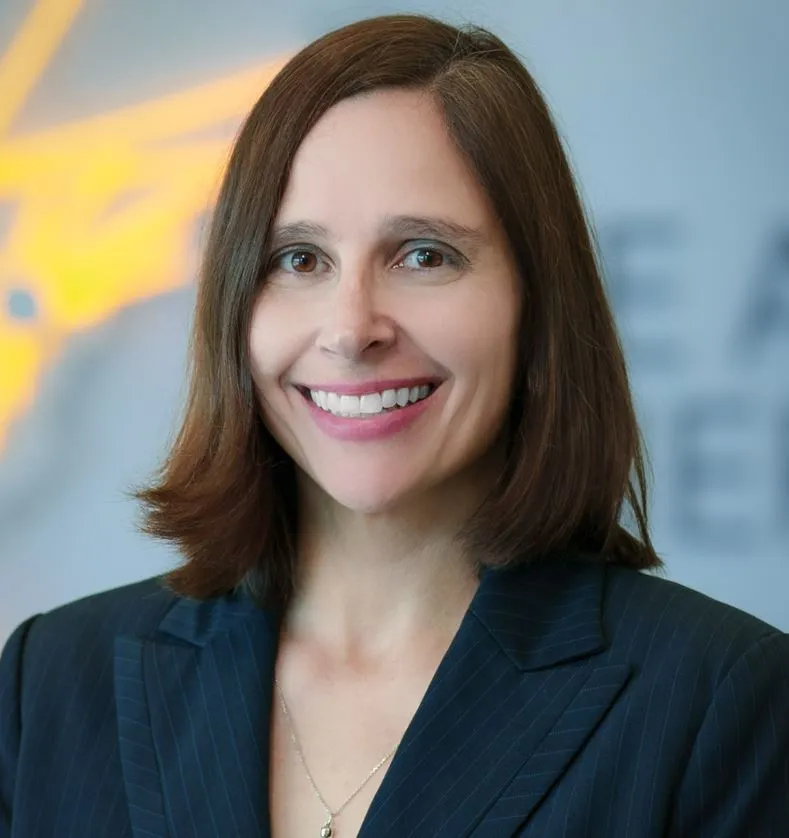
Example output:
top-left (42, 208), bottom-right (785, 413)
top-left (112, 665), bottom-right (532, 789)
top-left (1, 575), bottom-right (180, 682)
top-left (601, 564), bottom-right (788, 692)
top-left (0, 576), bottom-right (182, 798)
top-left (32, 574), bottom-right (177, 643)
top-left (597, 567), bottom-right (789, 832)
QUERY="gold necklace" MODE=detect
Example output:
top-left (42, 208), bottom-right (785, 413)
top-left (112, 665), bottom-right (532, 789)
top-left (274, 678), bottom-right (399, 837)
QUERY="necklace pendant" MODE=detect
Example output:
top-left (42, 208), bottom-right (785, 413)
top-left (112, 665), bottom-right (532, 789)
top-left (320, 816), bottom-right (333, 837)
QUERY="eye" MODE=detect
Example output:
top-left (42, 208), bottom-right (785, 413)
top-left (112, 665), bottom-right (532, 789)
top-left (286, 249), bottom-right (319, 273)
top-left (269, 247), bottom-right (326, 276)
top-left (397, 245), bottom-right (460, 271)
top-left (408, 248), bottom-right (443, 269)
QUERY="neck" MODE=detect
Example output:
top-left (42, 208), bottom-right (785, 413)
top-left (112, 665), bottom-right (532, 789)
top-left (283, 478), bottom-right (485, 664)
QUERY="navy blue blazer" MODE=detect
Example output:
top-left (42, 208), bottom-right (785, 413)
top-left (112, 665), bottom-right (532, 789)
top-left (1, 559), bottom-right (788, 837)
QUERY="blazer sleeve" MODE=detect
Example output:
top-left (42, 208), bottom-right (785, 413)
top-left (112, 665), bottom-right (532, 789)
top-left (668, 630), bottom-right (789, 837)
top-left (0, 617), bottom-right (39, 838)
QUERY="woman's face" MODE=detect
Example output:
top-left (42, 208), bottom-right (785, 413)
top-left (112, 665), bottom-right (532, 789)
top-left (249, 88), bottom-right (521, 516)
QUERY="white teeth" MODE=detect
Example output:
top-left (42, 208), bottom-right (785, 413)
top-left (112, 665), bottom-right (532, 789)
top-left (360, 393), bottom-right (383, 414)
top-left (307, 384), bottom-right (435, 418)
top-left (340, 395), bottom-right (359, 414)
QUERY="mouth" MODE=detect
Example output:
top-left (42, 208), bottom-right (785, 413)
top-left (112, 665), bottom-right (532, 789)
top-left (296, 382), bottom-right (440, 419)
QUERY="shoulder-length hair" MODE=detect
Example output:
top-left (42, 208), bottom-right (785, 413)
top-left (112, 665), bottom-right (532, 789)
top-left (136, 13), bottom-right (661, 606)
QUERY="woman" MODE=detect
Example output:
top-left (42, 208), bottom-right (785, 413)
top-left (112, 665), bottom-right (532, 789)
top-left (1, 13), bottom-right (787, 838)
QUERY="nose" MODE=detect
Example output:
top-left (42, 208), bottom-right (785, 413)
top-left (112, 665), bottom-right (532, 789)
top-left (316, 273), bottom-right (396, 361)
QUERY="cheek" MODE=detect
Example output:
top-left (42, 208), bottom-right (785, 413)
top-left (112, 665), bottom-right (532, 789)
top-left (248, 297), bottom-right (300, 387)
top-left (248, 298), bottom-right (318, 453)
top-left (444, 295), bottom-right (521, 444)
top-left (248, 312), bottom-right (295, 438)
top-left (442, 290), bottom-right (520, 384)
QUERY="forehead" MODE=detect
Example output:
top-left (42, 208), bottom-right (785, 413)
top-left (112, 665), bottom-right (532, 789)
top-left (274, 88), bottom-right (496, 234)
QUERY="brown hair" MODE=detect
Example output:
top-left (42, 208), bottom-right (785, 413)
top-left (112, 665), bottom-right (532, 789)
top-left (135, 13), bottom-right (661, 606)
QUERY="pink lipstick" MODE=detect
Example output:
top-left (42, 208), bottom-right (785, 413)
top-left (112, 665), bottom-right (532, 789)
top-left (297, 379), bottom-right (442, 441)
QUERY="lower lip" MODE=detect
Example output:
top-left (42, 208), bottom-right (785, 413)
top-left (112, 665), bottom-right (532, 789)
top-left (301, 389), bottom-right (437, 441)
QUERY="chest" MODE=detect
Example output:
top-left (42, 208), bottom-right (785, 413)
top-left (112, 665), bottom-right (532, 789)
top-left (267, 676), bottom-right (424, 838)
top-left (268, 730), bottom-right (385, 838)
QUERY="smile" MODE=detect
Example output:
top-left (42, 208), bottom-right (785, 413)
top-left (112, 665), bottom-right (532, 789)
top-left (305, 384), bottom-right (436, 418)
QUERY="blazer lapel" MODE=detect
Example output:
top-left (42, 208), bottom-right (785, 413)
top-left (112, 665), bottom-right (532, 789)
top-left (115, 587), bottom-right (279, 838)
top-left (114, 559), bottom-right (628, 838)
top-left (359, 560), bottom-right (631, 838)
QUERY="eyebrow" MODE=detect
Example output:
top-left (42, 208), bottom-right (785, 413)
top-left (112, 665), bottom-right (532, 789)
top-left (267, 214), bottom-right (488, 253)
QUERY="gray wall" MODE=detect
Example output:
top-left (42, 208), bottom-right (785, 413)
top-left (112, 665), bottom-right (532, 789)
top-left (1, 0), bottom-right (787, 642)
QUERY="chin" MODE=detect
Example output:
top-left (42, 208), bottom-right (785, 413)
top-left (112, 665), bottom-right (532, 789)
top-left (306, 470), bottom-right (429, 517)
top-left (322, 483), bottom-right (410, 515)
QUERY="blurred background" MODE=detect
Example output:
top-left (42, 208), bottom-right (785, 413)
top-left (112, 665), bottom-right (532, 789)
top-left (1, 0), bottom-right (787, 644)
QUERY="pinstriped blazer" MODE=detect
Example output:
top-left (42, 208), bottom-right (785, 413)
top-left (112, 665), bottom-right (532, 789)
top-left (1, 559), bottom-right (788, 837)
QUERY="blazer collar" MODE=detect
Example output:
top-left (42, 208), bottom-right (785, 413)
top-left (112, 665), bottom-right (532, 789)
top-left (470, 557), bottom-right (607, 670)
top-left (152, 556), bottom-right (606, 665)
top-left (154, 581), bottom-right (278, 646)
top-left (115, 558), bottom-right (623, 838)
top-left (358, 559), bottom-right (622, 837)
top-left (115, 584), bottom-right (278, 838)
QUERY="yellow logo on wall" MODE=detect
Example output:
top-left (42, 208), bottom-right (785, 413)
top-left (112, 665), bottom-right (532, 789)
top-left (0, 0), bottom-right (285, 451)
